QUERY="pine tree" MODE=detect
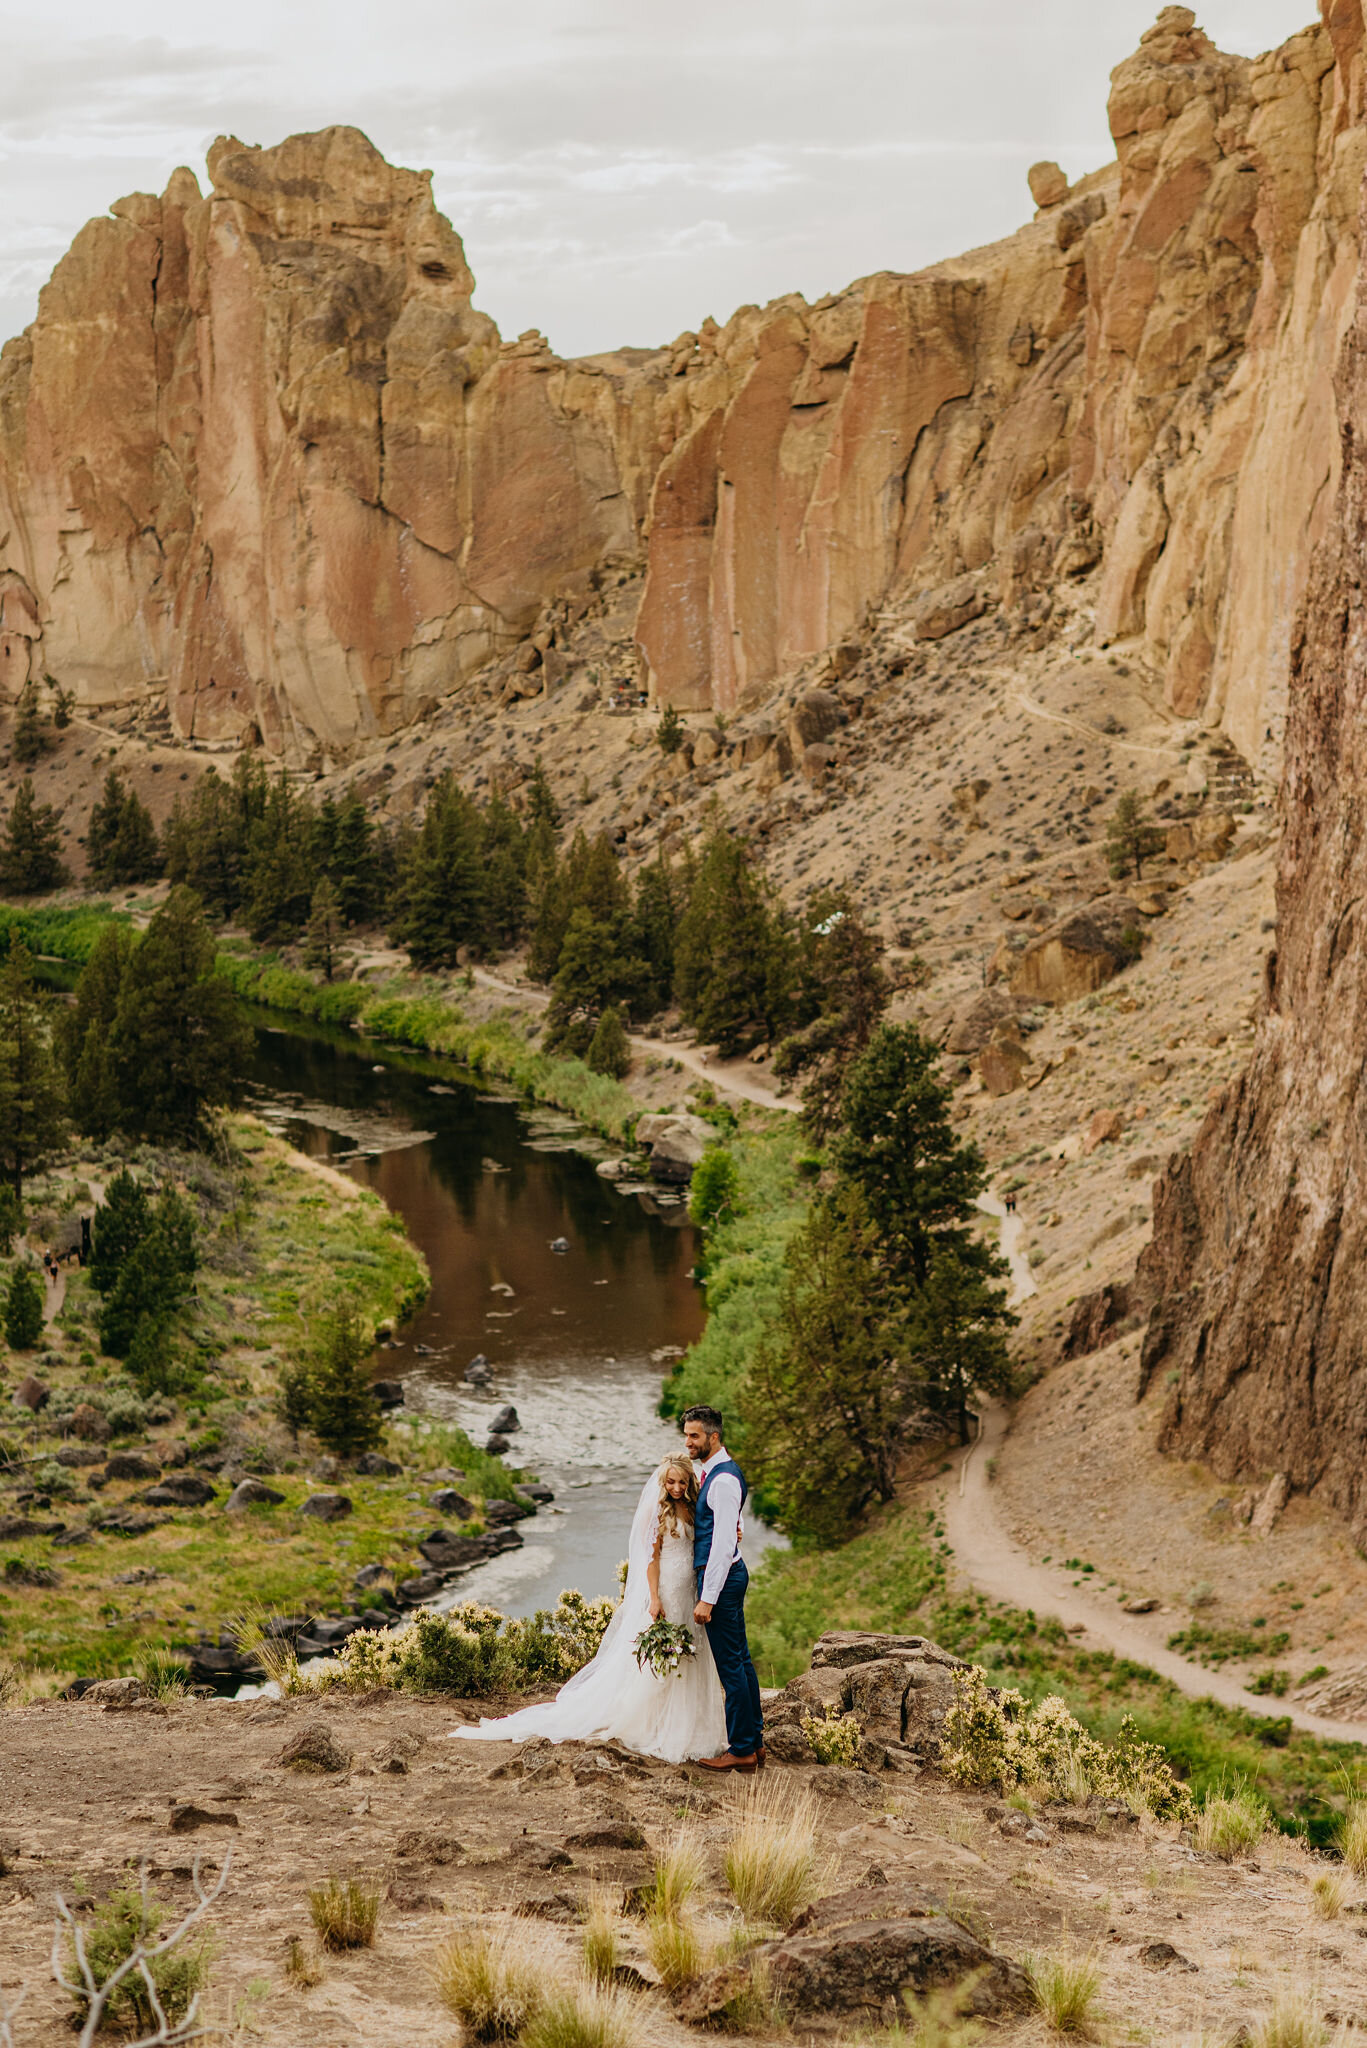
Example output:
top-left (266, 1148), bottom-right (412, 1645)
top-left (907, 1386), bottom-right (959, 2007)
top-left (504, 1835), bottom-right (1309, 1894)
top-left (832, 1022), bottom-right (991, 1285)
top-left (656, 703), bottom-right (684, 755)
top-left (586, 1005), bottom-right (632, 1079)
top-left (391, 773), bottom-right (490, 966)
top-left (1106, 789), bottom-right (1165, 881)
top-left (317, 788), bottom-right (382, 926)
top-left (633, 846), bottom-right (679, 1011)
top-left (743, 1188), bottom-right (912, 1540)
top-left (0, 936), bottom-right (66, 1202)
top-left (90, 1168), bottom-right (152, 1295)
top-left (674, 827), bottom-right (794, 1055)
top-left (98, 1190), bottom-right (197, 1359)
top-left (3, 1262), bottom-right (44, 1349)
top-left (545, 909), bottom-right (648, 1053)
top-left (85, 771), bottom-right (160, 887)
top-left (302, 1299), bottom-right (382, 1457)
top-left (245, 774), bottom-right (315, 941)
top-left (302, 876), bottom-right (345, 981)
top-left (774, 889), bottom-right (891, 1139)
top-left (526, 758), bottom-right (560, 831)
top-left (109, 887), bottom-right (250, 1144)
top-left (902, 1247), bottom-right (1017, 1446)
top-left (11, 681), bottom-right (50, 766)
top-left (0, 777), bottom-right (67, 894)
top-left (61, 924), bottom-right (133, 1142)
top-left (51, 684), bottom-right (74, 730)
top-left (0, 1186), bottom-right (19, 1255)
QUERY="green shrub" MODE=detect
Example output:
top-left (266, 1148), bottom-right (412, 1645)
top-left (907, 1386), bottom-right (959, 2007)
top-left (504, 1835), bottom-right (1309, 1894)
top-left (801, 1708), bottom-right (862, 1767)
top-left (3, 1263), bottom-right (44, 1349)
top-left (333, 1592), bottom-right (616, 1697)
top-left (70, 1881), bottom-right (211, 2033)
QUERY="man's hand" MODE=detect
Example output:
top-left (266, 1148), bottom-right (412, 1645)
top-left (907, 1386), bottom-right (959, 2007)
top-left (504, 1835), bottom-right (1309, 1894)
top-left (694, 1600), bottom-right (713, 1623)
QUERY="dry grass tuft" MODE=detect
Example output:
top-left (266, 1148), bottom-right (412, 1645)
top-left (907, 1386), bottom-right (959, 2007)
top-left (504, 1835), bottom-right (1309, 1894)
top-left (580, 1898), bottom-right (620, 1987)
top-left (306, 1876), bottom-right (380, 1952)
top-left (1311, 1872), bottom-right (1346, 1920)
top-left (724, 1777), bottom-right (822, 1927)
top-left (432, 1926), bottom-right (544, 2041)
top-left (641, 1828), bottom-right (703, 1922)
top-left (1024, 1950), bottom-right (1105, 2037)
top-left (284, 1935), bottom-right (323, 1988)
top-left (521, 1979), bottom-right (645, 2048)
top-left (1249, 1989), bottom-right (1333, 2048)
top-left (1195, 1780), bottom-right (1269, 1862)
top-left (644, 1909), bottom-right (705, 1993)
top-left (1338, 1798), bottom-right (1367, 1877)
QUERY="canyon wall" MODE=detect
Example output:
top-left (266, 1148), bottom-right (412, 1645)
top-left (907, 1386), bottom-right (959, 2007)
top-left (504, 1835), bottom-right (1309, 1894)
top-left (0, 6), bottom-right (1361, 763)
top-left (1136, 1), bottom-right (1367, 1547)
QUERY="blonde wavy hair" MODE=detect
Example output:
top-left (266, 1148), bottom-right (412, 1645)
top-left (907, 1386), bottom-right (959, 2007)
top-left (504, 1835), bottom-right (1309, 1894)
top-left (657, 1454), bottom-right (699, 1534)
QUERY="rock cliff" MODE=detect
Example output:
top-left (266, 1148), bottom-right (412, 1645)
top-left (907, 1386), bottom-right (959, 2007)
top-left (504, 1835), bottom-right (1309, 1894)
top-left (0, 7), bottom-right (1363, 768)
top-left (1134, 2), bottom-right (1367, 1547)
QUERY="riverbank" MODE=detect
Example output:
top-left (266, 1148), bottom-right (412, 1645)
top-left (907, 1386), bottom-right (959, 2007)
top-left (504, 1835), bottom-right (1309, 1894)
top-left (0, 1113), bottom-right (541, 1692)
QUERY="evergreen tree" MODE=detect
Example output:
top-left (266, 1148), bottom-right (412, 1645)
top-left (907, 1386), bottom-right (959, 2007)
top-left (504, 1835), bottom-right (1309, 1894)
top-left (316, 788), bottom-right (382, 926)
top-left (300, 1299), bottom-right (382, 1457)
top-left (774, 890), bottom-right (891, 1139)
top-left (98, 1189), bottom-right (197, 1359)
top-left (1106, 789), bottom-right (1165, 881)
top-left (633, 846), bottom-right (679, 1011)
top-left (391, 773), bottom-right (490, 966)
top-left (245, 774), bottom-right (315, 941)
top-left (3, 1262), bottom-right (44, 1349)
top-left (61, 924), bottom-right (133, 1141)
top-left (527, 838), bottom-right (570, 981)
top-left (0, 1186), bottom-right (19, 1255)
top-left (0, 936), bottom-right (66, 1202)
top-left (163, 757), bottom-right (269, 920)
top-left (688, 1145), bottom-right (741, 1232)
top-left (302, 876), bottom-right (345, 982)
top-left (674, 828), bottom-right (794, 1055)
top-left (84, 771), bottom-right (161, 886)
top-left (90, 1168), bottom-right (152, 1295)
top-left (11, 680), bottom-right (50, 766)
top-left (0, 777), bottom-right (67, 894)
top-left (586, 1005), bottom-right (632, 1079)
top-left (743, 1188), bottom-right (913, 1540)
top-left (544, 908), bottom-right (648, 1054)
top-left (482, 792), bottom-right (528, 948)
top-left (109, 887), bottom-right (250, 1144)
top-left (51, 684), bottom-right (74, 730)
top-left (656, 703), bottom-right (684, 755)
top-left (832, 1022), bottom-right (991, 1286)
top-left (903, 1247), bottom-right (1017, 1445)
top-left (526, 758), bottom-right (560, 831)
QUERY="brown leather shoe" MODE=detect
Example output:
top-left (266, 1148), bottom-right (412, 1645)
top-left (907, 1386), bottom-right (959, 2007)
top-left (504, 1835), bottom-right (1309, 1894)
top-left (756, 1744), bottom-right (768, 1771)
top-left (696, 1751), bottom-right (758, 1773)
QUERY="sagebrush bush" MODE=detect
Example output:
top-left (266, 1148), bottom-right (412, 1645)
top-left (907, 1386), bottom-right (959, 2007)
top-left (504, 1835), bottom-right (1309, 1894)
top-left (802, 1707), bottom-right (863, 1768)
top-left (940, 1666), bottom-right (1194, 1822)
top-left (71, 1882), bottom-right (211, 2033)
top-left (328, 1594), bottom-right (616, 1698)
top-left (307, 1876), bottom-right (380, 1951)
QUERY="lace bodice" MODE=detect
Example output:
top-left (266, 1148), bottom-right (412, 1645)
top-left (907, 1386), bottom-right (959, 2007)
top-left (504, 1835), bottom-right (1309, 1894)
top-left (656, 1516), bottom-right (697, 1623)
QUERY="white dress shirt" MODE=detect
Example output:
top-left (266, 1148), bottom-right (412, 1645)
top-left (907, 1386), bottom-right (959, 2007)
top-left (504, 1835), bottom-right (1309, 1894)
top-left (697, 1446), bottom-right (743, 1605)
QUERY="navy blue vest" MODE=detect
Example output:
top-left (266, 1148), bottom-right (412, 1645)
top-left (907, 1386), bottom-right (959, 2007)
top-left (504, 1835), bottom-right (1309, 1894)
top-left (694, 1458), bottom-right (748, 1580)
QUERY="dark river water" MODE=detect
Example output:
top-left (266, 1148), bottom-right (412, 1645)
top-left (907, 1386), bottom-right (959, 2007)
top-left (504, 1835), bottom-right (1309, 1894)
top-left (245, 1015), bottom-right (781, 1613)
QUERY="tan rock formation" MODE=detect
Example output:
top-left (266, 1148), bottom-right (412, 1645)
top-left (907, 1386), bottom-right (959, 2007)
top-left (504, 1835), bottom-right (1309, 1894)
top-left (0, 10), bottom-right (1364, 767)
top-left (1137, 30), bottom-right (1367, 1539)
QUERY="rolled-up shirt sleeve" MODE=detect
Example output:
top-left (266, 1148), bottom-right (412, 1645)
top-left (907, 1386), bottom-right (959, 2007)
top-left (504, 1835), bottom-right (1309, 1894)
top-left (701, 1472), bottom-right (742, 1604)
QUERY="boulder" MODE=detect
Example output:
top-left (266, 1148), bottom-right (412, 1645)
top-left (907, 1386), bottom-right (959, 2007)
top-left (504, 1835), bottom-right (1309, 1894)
top-left (911, 574), bottom-right (989, 642)
top-left (398, 1572), bottom-right (448, 1606)
top-left (972, 1041), bottom-right (1030, 1098)
top-left (13, 1376), bottom-right (48, 1411)
top-left (67, 1404), bottom-right (111, 1443)
top-left (54, 1444), bottom-right (105, 1468)
top-left (84, 1677), bottom-right (142, 1707)
top-left (142, 1475), bottom-right (216, 1508)
top-left (354, 1452), bottom-right (403, 1476)
top-left (104, 1453), bottom-right (161, 1482)
top-left (370, 1379), bottom-right (406, 1409)
top-left (1165, 811), bottom-right (1235, 863)
top-left (488, 1405), bottom-right (520, 1434)
top-left (638, 1112), bottom-right (711, 1184)
top-left (276, 1723), bottom-right (352, 1774)
top-left (564, 1818), bottom-right (647, 1851)
top-left (463, 1356), bottom-right (493, 1385)
top-left (485, 1434), bottom-right (511, 1457)
top-left (1028, 160), bottom-right (1070, 208)
top-left (224, 1478), bottom-right (286, 1512)
top-left (1084, 1108), bottom-right (1125, 1153)
top-left (169, 1804), bottom-right (239, 1833)
top-left (679, 1887), bottom-right (1028, 2026)
top-left (485, 1496), bottom-right (534, 1525)
top-left (788, 687), bottom-right (845, 750)
top-left (516, 1483), bottom-right (555, 1505)
top-left (300, 1491), bottom-right (352, 1522)
top-left (1009, 897), bottom-right (1142, 1006)
top-left (429, 1488), bottom-right (475, 1519)
top-left (943, 989), bottom-right (1020, 1057)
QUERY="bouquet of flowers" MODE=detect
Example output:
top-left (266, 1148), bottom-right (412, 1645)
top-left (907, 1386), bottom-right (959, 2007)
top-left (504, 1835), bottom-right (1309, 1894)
top-left (633, 1616), bottom-right (696, 1679)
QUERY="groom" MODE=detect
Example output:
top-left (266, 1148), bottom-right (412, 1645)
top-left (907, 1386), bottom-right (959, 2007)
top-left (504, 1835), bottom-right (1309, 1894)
top-left (681, 1405), bottom-right (765, 1773)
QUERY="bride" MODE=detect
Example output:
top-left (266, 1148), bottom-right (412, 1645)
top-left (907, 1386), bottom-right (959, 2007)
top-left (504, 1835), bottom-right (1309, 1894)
top-left (449, 1455), bottom-right (727, 1763)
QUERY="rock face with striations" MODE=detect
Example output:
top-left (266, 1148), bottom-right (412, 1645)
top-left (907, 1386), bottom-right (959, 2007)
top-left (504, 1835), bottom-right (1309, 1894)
top-left (1, 12), bottom-right (1366, 769)
top-left (1137, 11), bottom-right (1367, 1546)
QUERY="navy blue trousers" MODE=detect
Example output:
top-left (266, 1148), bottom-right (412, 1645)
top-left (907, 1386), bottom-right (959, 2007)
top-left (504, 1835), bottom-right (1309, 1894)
top-left (700, 1559), bottom-right (763, 1757)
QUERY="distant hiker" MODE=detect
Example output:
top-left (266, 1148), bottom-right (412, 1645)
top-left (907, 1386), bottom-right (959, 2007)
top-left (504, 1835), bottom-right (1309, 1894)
top-left (1003, 1191), bottom-right (1017, 1216)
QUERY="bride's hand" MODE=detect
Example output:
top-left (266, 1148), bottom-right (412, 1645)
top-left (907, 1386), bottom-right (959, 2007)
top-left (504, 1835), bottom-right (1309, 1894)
top-left (648, 1597), bottom-right (663, 1621)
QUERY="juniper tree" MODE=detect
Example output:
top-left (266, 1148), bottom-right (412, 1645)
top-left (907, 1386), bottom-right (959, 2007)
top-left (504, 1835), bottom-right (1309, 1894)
top-left (10, 680), bottom-right (50, 766)
top-left (586, 1004), bottom-right (632, 1079)
top-left (302, 1298), bottom-right (382, 1458)
top-left (1106, 789), bottom-right (1165, 881)
top-left (673, 827), bottom-right (794, 1055)
top-left (62, 924), bottom-right (133, 1141)
top-left (902, 1246), bottom-right (1017, 1446)
top-left (0, 935), bottom-right (65, 1202)
top-left (90, 1169), bottom-right (152, 1295)
top-left (108, 887), bottom-right (250, 1144)
top-left (774, 889), bottom-right (891, 1139)
top-left (302, 876), bottom-right (345, 981)
top-left (0, 777), bottom-right (67, 893)
top-left (3, 1262), bottom-right (44, 1349)
top-left (84, 770), bottom-right (160, 886)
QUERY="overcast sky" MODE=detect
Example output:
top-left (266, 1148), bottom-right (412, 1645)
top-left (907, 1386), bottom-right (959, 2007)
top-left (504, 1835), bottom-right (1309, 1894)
top-left (1, 0), bottom-right (1317, 359)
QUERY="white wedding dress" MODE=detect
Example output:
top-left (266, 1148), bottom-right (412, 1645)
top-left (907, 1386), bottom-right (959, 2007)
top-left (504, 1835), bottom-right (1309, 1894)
top-left (448, 1473), bottom-right (728, 1763)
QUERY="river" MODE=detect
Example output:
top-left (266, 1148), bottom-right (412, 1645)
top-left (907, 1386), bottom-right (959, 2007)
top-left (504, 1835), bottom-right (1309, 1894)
top-left (244, 1014), bottom-right (781, 1614)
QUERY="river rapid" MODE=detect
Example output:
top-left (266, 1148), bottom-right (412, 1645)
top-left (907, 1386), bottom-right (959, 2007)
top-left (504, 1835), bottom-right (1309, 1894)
top-left (246, 1014), bottom-right (781, 1614)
